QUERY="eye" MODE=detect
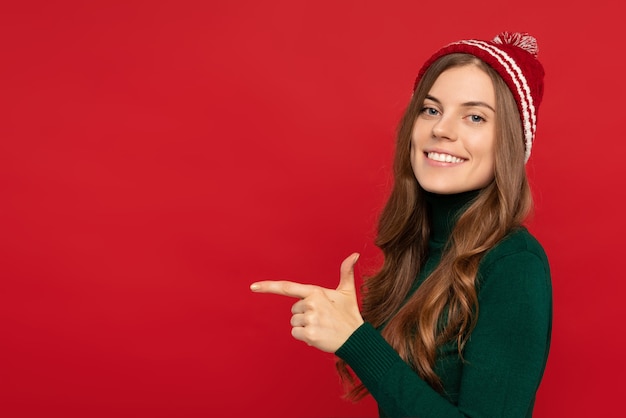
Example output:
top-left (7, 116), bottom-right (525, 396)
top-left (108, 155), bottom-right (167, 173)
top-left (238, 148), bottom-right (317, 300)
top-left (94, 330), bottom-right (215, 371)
top-left (420, 106), bottom-right (440, 116)
top-left (468, 114), bottom-right (485, 123)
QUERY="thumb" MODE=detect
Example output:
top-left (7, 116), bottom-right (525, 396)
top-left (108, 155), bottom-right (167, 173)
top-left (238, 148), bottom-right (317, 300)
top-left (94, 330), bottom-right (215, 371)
top-left (336, 252), bottom-right (360, 293)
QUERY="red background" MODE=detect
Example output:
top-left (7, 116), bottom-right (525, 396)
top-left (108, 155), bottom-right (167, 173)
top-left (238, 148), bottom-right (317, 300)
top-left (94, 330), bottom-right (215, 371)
top-left (2, 1), bottom-right (624, 417)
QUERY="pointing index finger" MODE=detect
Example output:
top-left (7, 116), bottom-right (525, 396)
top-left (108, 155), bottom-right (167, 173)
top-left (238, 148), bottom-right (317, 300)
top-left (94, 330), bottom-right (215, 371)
top-left (250, 280), bottom-right (316, 299)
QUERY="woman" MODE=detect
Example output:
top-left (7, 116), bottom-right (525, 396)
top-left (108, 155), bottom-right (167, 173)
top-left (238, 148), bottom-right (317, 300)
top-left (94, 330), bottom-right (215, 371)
top-left (251, 32), bottom-right (552, 417)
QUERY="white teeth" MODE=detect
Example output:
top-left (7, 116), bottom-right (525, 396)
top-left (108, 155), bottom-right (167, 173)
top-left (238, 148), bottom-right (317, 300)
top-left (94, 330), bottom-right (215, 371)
top-left (427, 152), bottom-right (464, 163)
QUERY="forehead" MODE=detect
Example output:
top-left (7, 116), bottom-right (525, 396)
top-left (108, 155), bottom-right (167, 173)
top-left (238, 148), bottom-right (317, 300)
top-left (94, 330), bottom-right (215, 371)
top-left (428, 65), bottom-right (495, 105)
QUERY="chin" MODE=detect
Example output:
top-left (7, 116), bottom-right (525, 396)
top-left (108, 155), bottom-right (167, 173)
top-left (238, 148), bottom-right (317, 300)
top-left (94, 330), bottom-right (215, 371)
top-left (419, 182), bottom-right (475, 195)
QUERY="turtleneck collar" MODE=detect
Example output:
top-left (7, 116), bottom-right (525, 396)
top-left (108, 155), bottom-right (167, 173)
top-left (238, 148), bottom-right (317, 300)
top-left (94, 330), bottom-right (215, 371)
top-left (424, 189), bottom-right (481, 245)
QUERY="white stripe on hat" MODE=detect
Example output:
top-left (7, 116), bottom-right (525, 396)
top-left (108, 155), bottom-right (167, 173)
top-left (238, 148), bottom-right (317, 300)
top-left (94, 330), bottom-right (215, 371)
top-left (452, 40), bottom-right (536, 162)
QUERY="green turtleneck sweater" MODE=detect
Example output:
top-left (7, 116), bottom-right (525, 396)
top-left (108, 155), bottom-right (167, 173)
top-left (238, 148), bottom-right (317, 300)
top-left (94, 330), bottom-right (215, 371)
top-left (336, 191), bottom-right (552, 418)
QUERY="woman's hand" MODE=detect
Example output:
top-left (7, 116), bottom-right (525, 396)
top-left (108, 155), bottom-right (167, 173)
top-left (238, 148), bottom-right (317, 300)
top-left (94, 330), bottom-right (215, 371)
top-left (250, 253), bottom-right (364, 353)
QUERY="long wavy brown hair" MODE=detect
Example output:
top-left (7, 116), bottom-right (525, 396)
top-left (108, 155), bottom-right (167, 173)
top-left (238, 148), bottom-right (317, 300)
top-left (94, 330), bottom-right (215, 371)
top-left (336, 53), bottom-right (534, 398)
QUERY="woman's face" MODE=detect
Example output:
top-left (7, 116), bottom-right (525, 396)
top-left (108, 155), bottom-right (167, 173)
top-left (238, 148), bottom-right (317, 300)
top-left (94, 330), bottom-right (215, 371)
top-left (410, 64), bottom-right (497, 194)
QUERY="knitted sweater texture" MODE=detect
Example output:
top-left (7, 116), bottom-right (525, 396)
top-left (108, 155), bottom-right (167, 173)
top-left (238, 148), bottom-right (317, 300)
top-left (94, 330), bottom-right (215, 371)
top-left (336, 191), bottom-right (552, 418)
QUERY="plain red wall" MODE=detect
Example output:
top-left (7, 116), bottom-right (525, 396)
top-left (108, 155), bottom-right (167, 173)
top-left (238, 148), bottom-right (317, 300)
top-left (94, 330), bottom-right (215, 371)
top-left (2, 1), bottom-right (624, 417)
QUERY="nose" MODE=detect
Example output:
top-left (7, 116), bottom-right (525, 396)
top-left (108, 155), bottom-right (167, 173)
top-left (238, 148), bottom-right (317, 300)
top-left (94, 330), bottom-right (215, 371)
top-left (432, 116), bottom-right (457, 141)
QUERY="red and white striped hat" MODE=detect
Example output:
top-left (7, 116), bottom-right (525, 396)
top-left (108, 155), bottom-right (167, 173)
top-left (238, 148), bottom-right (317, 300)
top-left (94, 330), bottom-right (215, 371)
top-left (414, 32), bottom-right (545, 163)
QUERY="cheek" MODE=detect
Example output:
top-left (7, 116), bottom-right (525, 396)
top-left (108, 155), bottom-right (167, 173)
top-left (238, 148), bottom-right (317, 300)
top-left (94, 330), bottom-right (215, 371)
top-left (409, 135), bottom-right (422, 168)
top-left (475, 146), bottom-right (497, 185)
top-left (411, 121), bottom-right (427, 143)
top-left (468, 131), bottom-right (496, 161)
top-left (480, 162), bottom-right (496, 183)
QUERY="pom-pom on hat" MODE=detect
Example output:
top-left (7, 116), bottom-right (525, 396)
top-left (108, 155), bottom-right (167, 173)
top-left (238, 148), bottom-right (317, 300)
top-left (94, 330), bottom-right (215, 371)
top-left (414, 32), bottom-right (545, 163)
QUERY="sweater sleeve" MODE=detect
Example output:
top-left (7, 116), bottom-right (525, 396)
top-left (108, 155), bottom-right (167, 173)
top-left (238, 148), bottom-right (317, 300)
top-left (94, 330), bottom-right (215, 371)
top-left (336, 239), bottom-right (552, 418)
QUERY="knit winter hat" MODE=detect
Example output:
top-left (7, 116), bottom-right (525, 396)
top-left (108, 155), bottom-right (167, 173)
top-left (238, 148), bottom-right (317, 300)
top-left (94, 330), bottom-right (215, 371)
top-left (414, 32), bottom-right (545, 163)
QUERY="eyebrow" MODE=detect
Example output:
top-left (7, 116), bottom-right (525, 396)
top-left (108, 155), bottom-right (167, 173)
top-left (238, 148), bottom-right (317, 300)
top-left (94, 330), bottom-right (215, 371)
top-left (425, 95), bottom-right (496, 113)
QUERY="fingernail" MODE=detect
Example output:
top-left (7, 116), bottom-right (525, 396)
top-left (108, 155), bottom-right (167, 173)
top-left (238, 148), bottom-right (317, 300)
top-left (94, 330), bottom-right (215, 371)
top-left (250, 283), bottom-right (260, 291)
top-left (354, 253), bottom-right (360, 263)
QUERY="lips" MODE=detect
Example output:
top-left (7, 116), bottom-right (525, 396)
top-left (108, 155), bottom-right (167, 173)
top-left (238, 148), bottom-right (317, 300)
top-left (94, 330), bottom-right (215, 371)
top-left (426, 151), bottom-right (465, 163)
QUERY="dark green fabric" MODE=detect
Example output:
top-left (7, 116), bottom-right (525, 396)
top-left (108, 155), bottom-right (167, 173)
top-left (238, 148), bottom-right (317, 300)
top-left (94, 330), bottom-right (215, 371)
top-left (336, 191), bottom-right (552, 418)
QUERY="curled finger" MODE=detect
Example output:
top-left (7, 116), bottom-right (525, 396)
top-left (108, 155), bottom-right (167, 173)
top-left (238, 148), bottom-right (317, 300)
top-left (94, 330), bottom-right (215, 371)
top-left (290, 313), bottom-right (305, 328)
top-left (291, 299), bottom-right (307, 314)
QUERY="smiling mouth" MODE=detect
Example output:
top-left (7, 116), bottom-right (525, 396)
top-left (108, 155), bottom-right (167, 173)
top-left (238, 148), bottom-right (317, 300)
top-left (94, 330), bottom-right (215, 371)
top-left (426, 152), bottom-right (465, 163)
